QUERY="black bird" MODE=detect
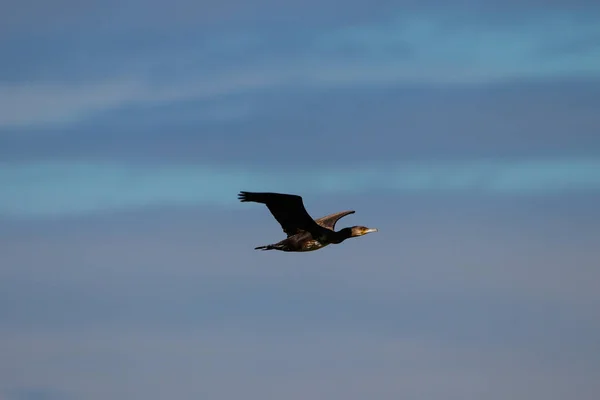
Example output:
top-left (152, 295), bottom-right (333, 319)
top-left (238, 191), bottom-right (378, 252)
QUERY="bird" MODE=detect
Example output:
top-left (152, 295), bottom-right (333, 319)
top-left (238, 191), bottom-right (378, 252)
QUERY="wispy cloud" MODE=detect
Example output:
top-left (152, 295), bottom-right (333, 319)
top-left (2, 11), bottom-right (599, 128)
top-left (0, 80), bottom-right (143, 127)
top-left (3, 157), bottom-right (600, 218)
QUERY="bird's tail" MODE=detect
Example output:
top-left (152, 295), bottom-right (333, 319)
top-left (254, 243), bottom-right (284, 251)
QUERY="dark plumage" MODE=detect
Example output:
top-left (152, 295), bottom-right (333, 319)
top-left (238, 191), bottom-right (378, 252)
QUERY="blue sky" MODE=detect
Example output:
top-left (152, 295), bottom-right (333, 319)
top-left (1, 1), bottom-right (600, 399)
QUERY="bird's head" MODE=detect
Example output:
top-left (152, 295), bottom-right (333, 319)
top-left (349, 226), bottom-right (379, 237)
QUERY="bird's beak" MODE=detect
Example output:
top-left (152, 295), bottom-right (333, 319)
top-left (365, 228), bottom-right (378, 234)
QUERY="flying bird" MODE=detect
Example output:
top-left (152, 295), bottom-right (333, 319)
top-left (238, 191), bottom-right (378, 252)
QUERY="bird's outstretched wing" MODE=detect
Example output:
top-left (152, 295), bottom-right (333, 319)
top-left (315, 210), bottom-right (355, 230)
top-left (238, 191), bottom-right (322, 237)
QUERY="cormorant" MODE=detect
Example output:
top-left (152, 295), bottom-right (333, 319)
top-left (238, 191), bottom-right (378, 252)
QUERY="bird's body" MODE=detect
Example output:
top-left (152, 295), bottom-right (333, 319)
top-left (256, 231), bottom-right (326, 252)
top-left (238, 191), bottom-right (377, 252)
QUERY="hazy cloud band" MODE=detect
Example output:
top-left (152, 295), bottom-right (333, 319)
top-left (2, 158), bottom-right (600, 218)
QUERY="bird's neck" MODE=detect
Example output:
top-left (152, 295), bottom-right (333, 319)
top-left (328, 228), bottom-right (353, 244)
